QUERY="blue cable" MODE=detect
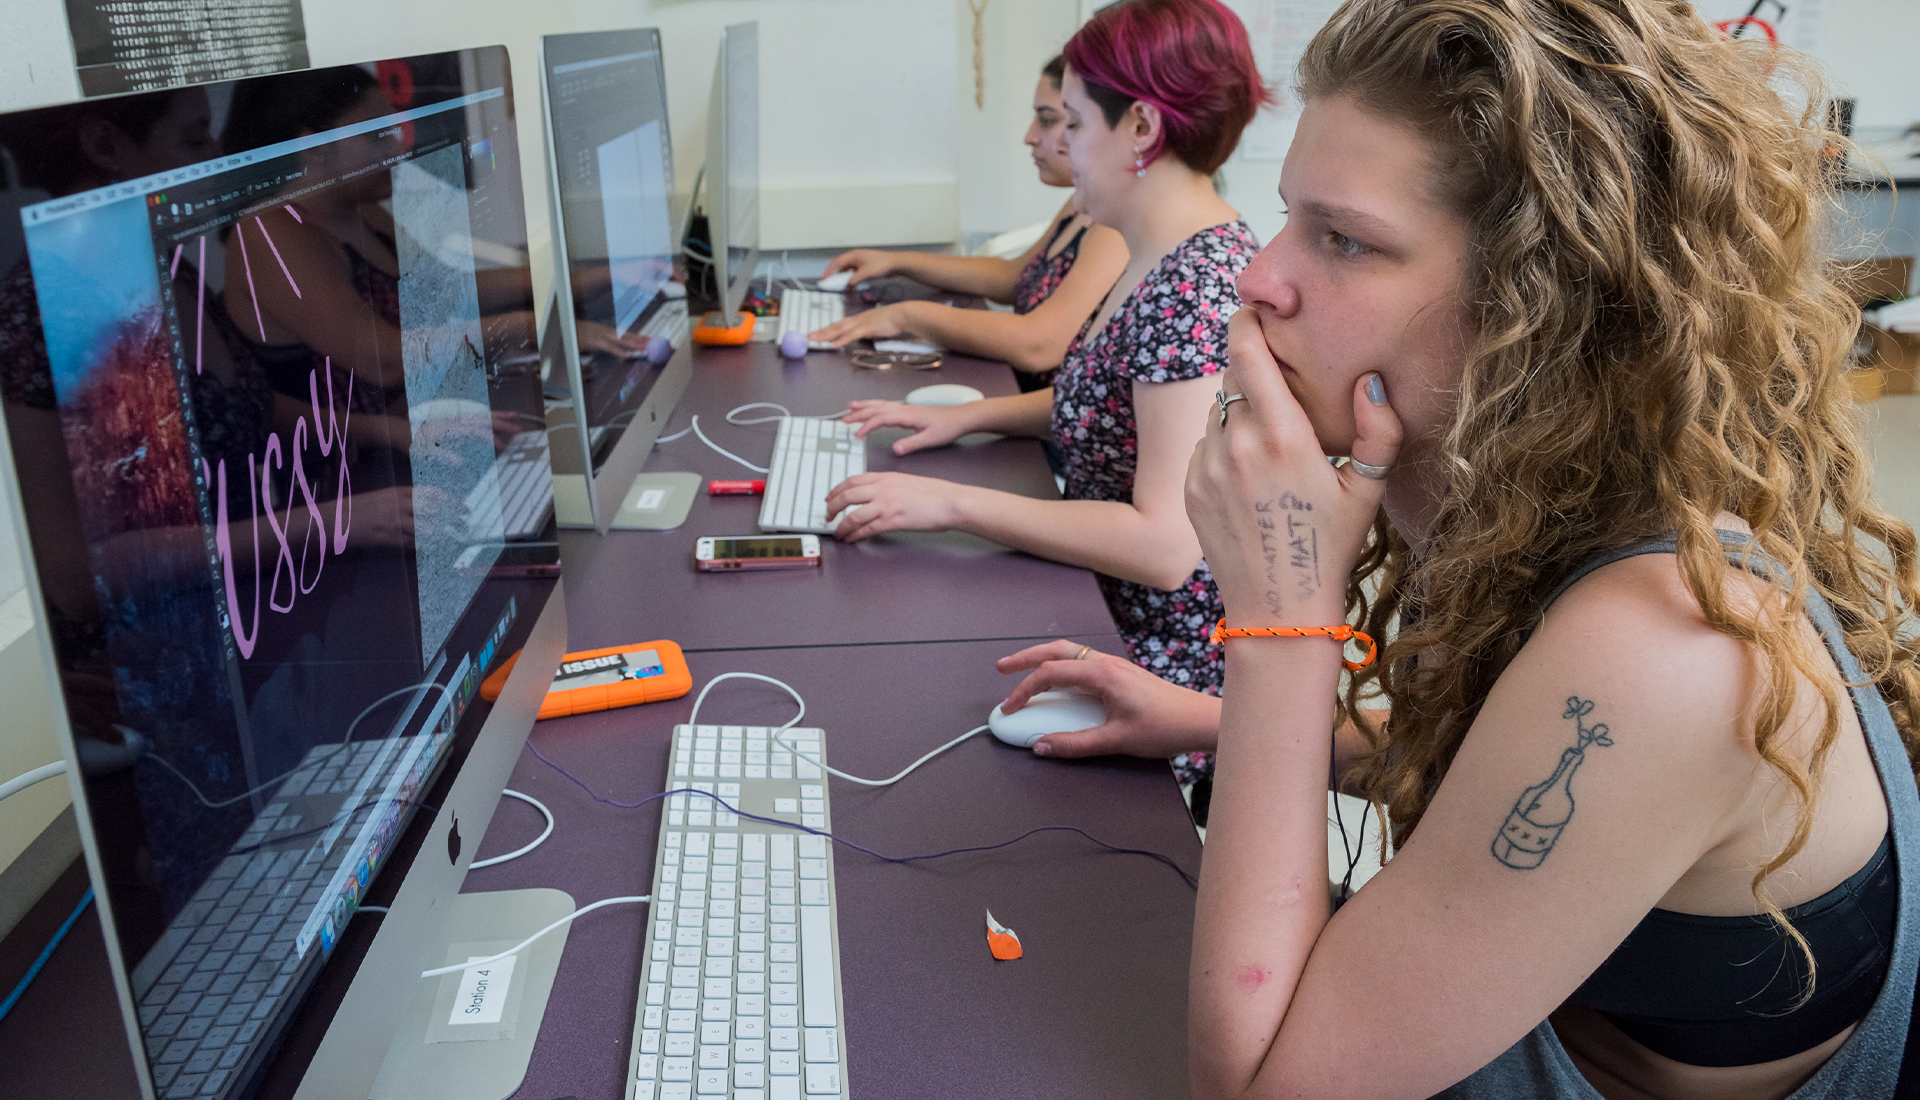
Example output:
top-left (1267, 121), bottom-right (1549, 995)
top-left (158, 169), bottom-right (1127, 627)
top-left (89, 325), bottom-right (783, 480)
top-left (0, 887), bottom-right (95, 1025)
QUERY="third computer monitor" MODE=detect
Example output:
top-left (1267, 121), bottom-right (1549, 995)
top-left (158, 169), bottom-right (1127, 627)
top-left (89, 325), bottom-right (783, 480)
top-left (706, 21), bottom-right (760, 329)
top-left (539, 27), bottom-right (696, 533)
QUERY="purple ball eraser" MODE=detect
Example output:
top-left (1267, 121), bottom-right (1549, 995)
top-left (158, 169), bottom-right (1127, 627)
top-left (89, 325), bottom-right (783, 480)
top-left (779, 330), bottom-right (809, 359)
top-left (647, 336), bottom-right (673, 364)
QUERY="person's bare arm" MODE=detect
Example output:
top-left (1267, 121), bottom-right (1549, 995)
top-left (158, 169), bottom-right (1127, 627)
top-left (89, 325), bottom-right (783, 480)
top-left (811, 225), bottom-right (1127, 372)
top-left (826, 375), bottom-right (1215, 590)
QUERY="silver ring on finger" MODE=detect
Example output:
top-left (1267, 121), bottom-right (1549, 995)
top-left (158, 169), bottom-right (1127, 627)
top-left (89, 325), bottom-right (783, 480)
top-left (1348, 457), bottom-right (1392, 481)
top-left (1216, 390), bottom-right (1248, 426)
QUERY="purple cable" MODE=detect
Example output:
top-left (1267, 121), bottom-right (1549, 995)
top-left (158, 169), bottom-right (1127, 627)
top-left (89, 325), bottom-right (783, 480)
top-left (528, 739), bottom-right (1198, 889)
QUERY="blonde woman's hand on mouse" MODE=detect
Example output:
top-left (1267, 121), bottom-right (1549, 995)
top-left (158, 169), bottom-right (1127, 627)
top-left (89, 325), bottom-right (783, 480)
top-left (995, 640), bottom-right (1223, 759)
top-left (841, 399), bottom-right (977, 455)
top-left (809, 303), bottom-right (911, 349)
top-left (821, 248), bottom-right (897, 284)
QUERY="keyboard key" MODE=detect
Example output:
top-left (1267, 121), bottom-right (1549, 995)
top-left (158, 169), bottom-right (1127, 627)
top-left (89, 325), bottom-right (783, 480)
top-left (770, 1025), bottom-right (799, 1050)
top-left (804, 1063), bottom-right (842, 1095)
top-left (701, 1021), bottom-right (731, 1044)
top-left (804, 1028), bottom-right (837, 1063)
top-left (800, 907), bottom-right (836, 1027)
top-left (662, 1056), bottom-right (693, 1082)
top-left (661, 1085), bottom-right (692, 1100)
top-left (696, 1068), bottom-right (729, 1095)
top-left (735, 1063), bottom-right (767, 1088)
top-left (641, 1029), bottom-right (661, 1054)
top-left (665, 1034), bottom-right (695, 1057)
top-left (770, 1049), bottom-right (801, 1074)
top-left (636, 1053), bottom-right (660, 1080)
top-left (667, 1011), bottom-right (696, 1032)
top-left (736, 1016), bottom-right (766, 1039)
top-left (698, 1045), bottom-right (728, 1070)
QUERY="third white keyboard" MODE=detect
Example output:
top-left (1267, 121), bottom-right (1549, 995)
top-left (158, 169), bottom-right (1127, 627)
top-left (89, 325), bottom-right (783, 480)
top-left (775, 289), bottom-right (844, 350)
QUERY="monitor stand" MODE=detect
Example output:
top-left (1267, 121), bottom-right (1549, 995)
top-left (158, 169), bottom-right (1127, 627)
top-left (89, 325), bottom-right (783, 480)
top-left (554, 471), bottom-right (701, 531)
top-left (368, 887), bottom-right (575, 1100)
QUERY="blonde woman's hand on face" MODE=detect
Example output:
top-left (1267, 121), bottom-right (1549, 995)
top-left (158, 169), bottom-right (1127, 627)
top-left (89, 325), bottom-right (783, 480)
top-left (994, 640), bottom-right (1223, 759)
top-left (809, 303), bottom-right (909, 348)
top-left (1185, 309), bottom-right (1404, 628)
top-left (821, 248), bottom-right (897, 284)
top-left (823, 471), bottom-right (967, 541)
top-left (840, 399), bottom-right (974, 455)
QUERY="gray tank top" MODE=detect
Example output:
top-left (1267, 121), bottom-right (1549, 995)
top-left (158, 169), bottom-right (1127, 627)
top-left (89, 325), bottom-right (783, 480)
top-left (1436, 534), bottom-right (1919, 1098)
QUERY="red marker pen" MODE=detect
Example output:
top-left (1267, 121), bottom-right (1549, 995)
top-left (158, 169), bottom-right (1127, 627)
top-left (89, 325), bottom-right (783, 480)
top-left (708, 479), bottom-right (765, 496)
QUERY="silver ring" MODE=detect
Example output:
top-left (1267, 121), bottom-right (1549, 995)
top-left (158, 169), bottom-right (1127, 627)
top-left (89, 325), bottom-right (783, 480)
top-left (1216, 391), bottom-right (1248, 425)
top-left (1348, 457), bottom-right (1391, 481)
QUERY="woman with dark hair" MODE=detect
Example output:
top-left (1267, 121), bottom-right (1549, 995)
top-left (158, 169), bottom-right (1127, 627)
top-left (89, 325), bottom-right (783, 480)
top-left (828, 0), bottom-right (1270, 792)
top-left (811, 54), bottom-right (1127, 392)
top-left (1007, 1), bottom-right (1919, 1096)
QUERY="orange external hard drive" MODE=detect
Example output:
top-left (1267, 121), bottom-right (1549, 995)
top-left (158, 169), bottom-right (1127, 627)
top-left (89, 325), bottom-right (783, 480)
top-left (691, 310), bottom-right (756, 346)
top-left (481, 640), bottom-right (693, 720)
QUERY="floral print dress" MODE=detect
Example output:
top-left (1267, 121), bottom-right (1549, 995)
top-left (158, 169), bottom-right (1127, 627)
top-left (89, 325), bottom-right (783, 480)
top-left (1051, 220), bottom-right (1259, 786)
top-left (1007, 214), bottom-right (1088, 393)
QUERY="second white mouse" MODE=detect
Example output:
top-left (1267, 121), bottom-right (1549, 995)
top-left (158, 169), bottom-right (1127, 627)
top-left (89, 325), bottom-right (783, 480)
top-left (816, 270), bottom-right (853, 292)
top-left (906, 383), bottom-right (984, 406)
top-left (988, 689), bottom-right (1107, 748)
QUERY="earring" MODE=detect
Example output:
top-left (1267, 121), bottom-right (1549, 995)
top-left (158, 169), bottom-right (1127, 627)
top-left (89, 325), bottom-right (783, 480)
top-left (1134, 152), bottom-right (1146, 178)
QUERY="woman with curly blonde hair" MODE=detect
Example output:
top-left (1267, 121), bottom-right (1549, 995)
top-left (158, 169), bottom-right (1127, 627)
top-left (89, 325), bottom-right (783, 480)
top-left (997, 0), bottom-right (1920, 1095)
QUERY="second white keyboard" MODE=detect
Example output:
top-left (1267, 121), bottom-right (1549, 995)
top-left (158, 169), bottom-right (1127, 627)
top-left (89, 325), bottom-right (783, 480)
top-left (625, 724), bottom-right (850, 1100)
top-left (775, 289), bottom-right (844, 350)
top-left (758, 418), bottom-right (865, 534)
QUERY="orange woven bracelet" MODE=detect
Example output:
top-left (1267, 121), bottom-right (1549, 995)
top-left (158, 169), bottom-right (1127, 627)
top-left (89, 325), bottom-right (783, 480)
top-left (1208, 620), bottom-right (1377, 670)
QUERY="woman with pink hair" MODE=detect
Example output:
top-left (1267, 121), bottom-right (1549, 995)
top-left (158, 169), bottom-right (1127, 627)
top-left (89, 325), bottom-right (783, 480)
top-left (829, 0), bottom-right (1270, 795)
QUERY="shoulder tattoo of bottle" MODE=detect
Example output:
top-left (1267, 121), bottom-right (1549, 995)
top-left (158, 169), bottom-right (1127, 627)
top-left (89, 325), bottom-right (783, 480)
top-left (1491, 697), bottom-right (1614, 870)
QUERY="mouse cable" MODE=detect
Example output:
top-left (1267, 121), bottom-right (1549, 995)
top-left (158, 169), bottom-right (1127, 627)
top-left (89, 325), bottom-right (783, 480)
top-left (468, 789), bottom-right (554, 870)
top-left (684, 671), bottom-right (987, 788)
top-left (689, 414), bottom-right (767, 473)
top-left (419, 894), bottom-right (651, 978)
top-left (523, 734), bottom-right (1201, 891)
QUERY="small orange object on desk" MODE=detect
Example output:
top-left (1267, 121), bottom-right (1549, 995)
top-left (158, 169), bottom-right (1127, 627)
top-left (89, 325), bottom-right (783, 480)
top-left (481, 640), bottom-right (693, 720)
top-left (985, 909), bottom-right (1023, 961)
top-left (691, 310), bottom-right (756, 346)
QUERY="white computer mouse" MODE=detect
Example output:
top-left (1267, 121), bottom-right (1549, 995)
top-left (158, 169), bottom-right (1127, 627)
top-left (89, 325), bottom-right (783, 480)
top-left (905, 383), bottom-right (984, 406)
top-left (816, 270), bottom-right (853, 292)
top-left (988, 689), bottom-right (1107, 748)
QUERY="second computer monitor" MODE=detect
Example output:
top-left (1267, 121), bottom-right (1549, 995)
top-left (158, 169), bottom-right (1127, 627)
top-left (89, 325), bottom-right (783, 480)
top-left (539, 27), bottom-right (696, 533)
top-left (706, 21), bottom-right (760, 328)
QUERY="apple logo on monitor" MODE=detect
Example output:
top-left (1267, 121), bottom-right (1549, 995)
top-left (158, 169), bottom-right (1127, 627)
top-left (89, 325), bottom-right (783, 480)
top-left (447, 816), bottom-right (462, 866)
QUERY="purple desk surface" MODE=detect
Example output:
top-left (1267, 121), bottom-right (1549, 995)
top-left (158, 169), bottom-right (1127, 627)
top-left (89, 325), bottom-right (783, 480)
top-left (468, 639), bottom-right (1200, 1100)
top-left (558, 336), bottom-right (1118, 652)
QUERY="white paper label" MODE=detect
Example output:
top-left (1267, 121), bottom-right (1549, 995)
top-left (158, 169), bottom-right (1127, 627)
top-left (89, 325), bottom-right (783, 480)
top-left (448, 955), bottom-right (515, 1025)
top-left (632, 487), bottom-right (667, 511)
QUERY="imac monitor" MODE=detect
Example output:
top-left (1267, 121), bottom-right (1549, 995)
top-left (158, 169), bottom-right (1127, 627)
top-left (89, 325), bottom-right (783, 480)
top-left (0, 50), bottom-right (569, 1100)
top-left (705, 21), bottom-right (760, 329)
top-left (538, 28), bottom-right (698, 533)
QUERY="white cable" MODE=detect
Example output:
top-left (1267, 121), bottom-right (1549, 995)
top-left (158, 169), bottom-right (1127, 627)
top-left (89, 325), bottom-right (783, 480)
top-left (147, 681), bottom-right (453, 810)
top-left (690, 414), bottom-right (768, 473)
top-left (419, 895), bottom-right (650, 977)
top-left (468, 789), bottom-right (555, 869)
top-left (654, 425), bottom-right (693, 444)
top-left (778, 725), bottom-right (990, 788)
top-left (724, 402), bottom-right (848, 426)
top-left (0, 761), bottom-right (67, 802)
top-left (683, 671), bottom-right (986, 788)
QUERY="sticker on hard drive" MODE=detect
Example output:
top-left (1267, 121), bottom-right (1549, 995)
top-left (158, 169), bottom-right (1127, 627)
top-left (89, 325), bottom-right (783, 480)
top-left (553, 649), bottom-right (666, 689)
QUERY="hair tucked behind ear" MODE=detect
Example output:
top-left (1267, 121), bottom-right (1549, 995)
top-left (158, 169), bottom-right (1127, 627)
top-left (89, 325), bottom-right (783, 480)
top-left (1304, 0), bottom-right (1920, 995)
